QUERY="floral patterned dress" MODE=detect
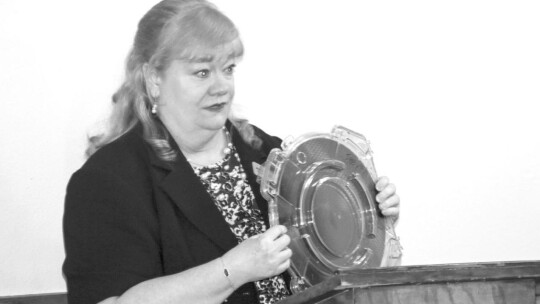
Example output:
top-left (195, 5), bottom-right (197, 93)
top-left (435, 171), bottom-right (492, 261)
top-left (192, 142), bottom-right (290, 304)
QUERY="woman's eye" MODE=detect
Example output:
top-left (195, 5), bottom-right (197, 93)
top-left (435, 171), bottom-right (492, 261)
top-left (195, 69), bottom-right (210, 78)
top-left (224, 64), bottom-right (236, 75)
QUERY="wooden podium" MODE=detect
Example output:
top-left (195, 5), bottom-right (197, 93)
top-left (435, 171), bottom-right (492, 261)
top-left (1, 261), bottom-right (539, 303)
top-left (277, 261), bottom-right (540, 304)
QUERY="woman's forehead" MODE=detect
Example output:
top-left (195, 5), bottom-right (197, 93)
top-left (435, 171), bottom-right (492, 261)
top-left (186, 52), bottom-right (239, 64)
top-left (175, 38), bottom-right (243, 64)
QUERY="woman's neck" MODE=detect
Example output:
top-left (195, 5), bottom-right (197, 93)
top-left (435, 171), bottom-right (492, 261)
top-left (171, 126), bottom-right (228, 166)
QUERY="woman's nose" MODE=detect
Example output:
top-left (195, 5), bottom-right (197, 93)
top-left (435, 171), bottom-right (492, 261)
top-left (209, 72), bottom-right (232, 96)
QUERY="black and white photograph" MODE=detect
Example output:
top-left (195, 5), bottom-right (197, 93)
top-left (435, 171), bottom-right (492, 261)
top-left (1, 0), bottom-right (539, 303)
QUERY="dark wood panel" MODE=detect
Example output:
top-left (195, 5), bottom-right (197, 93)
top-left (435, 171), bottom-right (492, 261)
top-left (0, 293), bottom-right (66, 304)
top-left (351, 280), bottom-right (535, 304)
top-left (340, 261), bottom-right (540, 287)
top-left (278, 261), bottom-right (540, 304)
top-left (282, 280), bottom-right (537, 304)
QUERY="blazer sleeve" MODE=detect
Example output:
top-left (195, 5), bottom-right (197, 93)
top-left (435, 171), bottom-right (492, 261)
top-left (252, 124), bottom-right (283, 153)
top-left (63, 167), bottom-right (161, 304)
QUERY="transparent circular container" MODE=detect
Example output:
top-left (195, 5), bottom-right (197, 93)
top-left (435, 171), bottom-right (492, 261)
top-left (259, 126), bottom-right (402, 293)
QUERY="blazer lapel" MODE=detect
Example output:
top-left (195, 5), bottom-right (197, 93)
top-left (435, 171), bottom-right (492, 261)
top-left (150, 145), bottom-right (239, 252)
top-left (148, 121), bottom-right (276, 251)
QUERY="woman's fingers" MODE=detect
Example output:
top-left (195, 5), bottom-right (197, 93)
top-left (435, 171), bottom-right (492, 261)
top-left (263, 225), bottom-right (287, 241)
top-left (273, 232), bottom-right (291, 250)
top-left (375, 176), bottom-right (389, 191)
top-left (276, 258), bottom-right (291, 274)
top-left (381, 206), bottom-right (400, 217)
top-left (259, 225), bottom-right (290, 251)
top-left (375, 176), bottom-right (400, 218)
top-left (278, 247), bottom-right (293, 259)
top-left (380, 196), bottom-right (400, 217)
top-left (376, 182), bottom-right (396, 203)
top-left (240, 226), bottom-right (291, 277)
top-left (379, 193), bottom-right (400, 209)
top-left (226, 229), bottom-right (291, 283)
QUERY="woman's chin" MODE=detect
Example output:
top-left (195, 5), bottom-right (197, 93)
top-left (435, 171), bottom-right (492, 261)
top-left (200, 111), bottom-right (230, 130)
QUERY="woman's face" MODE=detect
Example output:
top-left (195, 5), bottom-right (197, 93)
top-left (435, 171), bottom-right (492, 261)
top-left (156, 50), bottom-right (238, 133)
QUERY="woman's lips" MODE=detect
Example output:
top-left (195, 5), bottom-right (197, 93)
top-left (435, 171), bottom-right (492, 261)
top-left (204, 102), bottom-right (228, 112)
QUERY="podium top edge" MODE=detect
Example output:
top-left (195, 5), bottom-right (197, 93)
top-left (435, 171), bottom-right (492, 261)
top-left (338, 260), bottom-right (540, 288)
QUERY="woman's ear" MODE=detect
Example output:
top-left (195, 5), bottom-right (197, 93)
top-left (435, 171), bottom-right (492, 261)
top-left (143, 63), bottom-right (161, 100)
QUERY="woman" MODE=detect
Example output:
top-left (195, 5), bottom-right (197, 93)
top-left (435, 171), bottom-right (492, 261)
top-left (62, 0), bottom-right (400, 303)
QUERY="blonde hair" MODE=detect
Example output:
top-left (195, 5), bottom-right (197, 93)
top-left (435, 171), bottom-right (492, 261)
top-left (87, 0), bottom-right (260, 161)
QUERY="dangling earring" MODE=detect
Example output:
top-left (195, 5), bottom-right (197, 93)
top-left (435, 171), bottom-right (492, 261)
top-left (149, 86), bottom-right (159, 115)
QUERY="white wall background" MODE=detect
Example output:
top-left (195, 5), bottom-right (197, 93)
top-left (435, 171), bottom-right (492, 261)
top-left (1, 0), bottom-right (539, 296)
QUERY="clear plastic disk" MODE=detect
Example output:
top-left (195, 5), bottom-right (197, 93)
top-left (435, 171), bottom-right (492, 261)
top-left (259, 126), bottom-right (401, 293)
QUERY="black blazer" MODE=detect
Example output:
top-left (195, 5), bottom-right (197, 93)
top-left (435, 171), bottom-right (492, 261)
top-left (63, 122), bottom-right (282, 304)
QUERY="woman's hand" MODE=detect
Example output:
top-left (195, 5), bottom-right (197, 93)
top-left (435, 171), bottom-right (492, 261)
top-left (222, 225), bottom-right (292, 287)
top-left (375, 176), bottom-right (400, 218)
